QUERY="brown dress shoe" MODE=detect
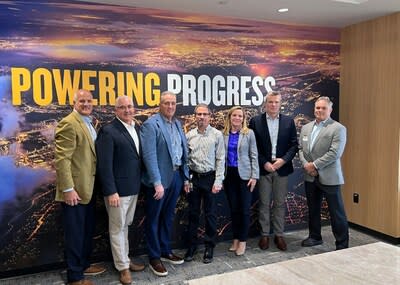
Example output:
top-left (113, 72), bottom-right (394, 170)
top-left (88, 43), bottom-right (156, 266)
top-left (160, 253), bottom-right (184, 265)
top-left (149, 259), bottom-right (168, 277)
top-left (129, 261), bottom-right (145, 272)
top-left (120, 269), bottom-right (132, 285)
top-left (68, 280), bottom-right (94, 285)
top-left (274, 235), bottom-right (287, 251)
top-left (84, 263), bottom-right (106, 276)
top-left (258, 236), bottom-right (269, 250)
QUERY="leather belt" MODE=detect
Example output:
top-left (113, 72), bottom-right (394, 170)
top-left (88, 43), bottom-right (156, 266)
top-left (173, 165), bottom-right (181, 171)
top-left (190, 170), bottom-right (215, 178)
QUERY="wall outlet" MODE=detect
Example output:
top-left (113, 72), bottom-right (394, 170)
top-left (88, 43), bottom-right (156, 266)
top-left (353, 193), bottom-right (359, 203)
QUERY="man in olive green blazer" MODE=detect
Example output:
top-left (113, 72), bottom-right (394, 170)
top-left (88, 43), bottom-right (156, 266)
top-left (55, 89), bottom-right (105, 285)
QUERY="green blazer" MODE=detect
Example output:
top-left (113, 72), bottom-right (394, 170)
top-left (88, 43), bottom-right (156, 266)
top-left (55, 111), bottom-right (96, 204)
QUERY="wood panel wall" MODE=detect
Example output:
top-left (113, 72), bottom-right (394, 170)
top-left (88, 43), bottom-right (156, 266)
top-left (340, 12), bottom-right (400, 238)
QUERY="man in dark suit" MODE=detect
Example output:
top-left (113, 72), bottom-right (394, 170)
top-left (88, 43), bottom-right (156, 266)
top-left (96, 96), bottom-right (145, 285)
top-left (299, 96), bottom-right (349, 250)
top-left (249, 91), bottom-right (298, 251)
top-left (55, 89), bottom-right (105, 285)
top-left (140, 91), bottom-right (190, 277)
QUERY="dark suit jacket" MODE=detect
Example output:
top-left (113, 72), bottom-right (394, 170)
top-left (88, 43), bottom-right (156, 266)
top-left (249, 113), bottom-right (298, 177)
top-left (95, 118), bottom-right (142, 197)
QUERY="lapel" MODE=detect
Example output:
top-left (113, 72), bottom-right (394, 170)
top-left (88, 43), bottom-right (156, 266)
top-left (311, 118), bottom-right (332, 151)
top-left (176, 119), bottom-right (187, 157)
top-left (238, 132), bottom-right (243, 152)
top-left (135, 124), bottom-right (142, 155)
top-left (71, 111), bottom-right (95, 155)
top-left (260, 113), bottom-right (272, 147)
top-left (224, 131), bottom-right (242, 153)
top-left (307, 123), bottom-right (313, 152)
top-left (277, 114), bottom-right (285, 145)
top-left (224, 134), bottom-right (229, 150)
top-left (156, 113), bottom-right (174, 158)
top-left (113, 119), bottom-right (139, 157)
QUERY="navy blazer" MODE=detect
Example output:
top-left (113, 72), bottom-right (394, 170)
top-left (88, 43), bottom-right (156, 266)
top-left (95, 118), bottom-right (142, 197)
top-left (249, 113), bottom-right (298, 177)
top-left (140, 113), bottom-right (189, 188)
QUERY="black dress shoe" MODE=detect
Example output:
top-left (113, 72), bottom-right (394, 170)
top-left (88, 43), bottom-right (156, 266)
top-left (184, 246), bottom-right (197, 262)
top-left (203, 247), bottom-right (213, 264)
top-left (301, 237), bottom-right (323, 247)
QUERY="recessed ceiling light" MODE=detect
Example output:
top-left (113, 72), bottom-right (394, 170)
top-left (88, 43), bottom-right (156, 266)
top-left (331, 0), bottom-right (368, 4)
top-left (278, 8), bottom-right (289, 13)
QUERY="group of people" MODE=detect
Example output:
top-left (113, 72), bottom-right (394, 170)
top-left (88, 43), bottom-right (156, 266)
top-left (55, 89), bottom-right (349, 285)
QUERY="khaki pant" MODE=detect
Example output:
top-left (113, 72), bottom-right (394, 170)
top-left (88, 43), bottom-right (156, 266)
top-left (105, 195), bottom-right (138, 271)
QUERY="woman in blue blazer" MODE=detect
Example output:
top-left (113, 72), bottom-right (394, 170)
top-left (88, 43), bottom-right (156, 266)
top-left (223, 106), bottom-right (259, 256)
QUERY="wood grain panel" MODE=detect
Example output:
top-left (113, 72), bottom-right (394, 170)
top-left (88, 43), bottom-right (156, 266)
top-left (340, 12), bottom-right (400, 237)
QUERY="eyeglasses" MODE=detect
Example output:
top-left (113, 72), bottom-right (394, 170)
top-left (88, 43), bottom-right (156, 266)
top-left (195, 113), bottom-right (210, 116)
top-left (116, 105), bottom-right (134, 110)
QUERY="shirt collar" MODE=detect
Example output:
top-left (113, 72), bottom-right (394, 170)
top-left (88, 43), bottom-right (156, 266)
top-left (315, 117), bottom-right (329, 126)
top-left (266, 113), bottom-right (280, 120)
top-left (74, 109), bottom-right (91, 123)
top-left (117, 117), bottom-right (135, 128)
top-left (196, 124), bottom-right (211, 134)
top-left (160, 114), bottom-right (175, 124)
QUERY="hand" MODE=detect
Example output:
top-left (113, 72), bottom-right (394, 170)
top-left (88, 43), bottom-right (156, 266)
top-left (107, 193), bottom-right (120, 207)
top-left (247, 178), bottom-right (257, 192)
top-left (272, 158), bottom-right (285, 170)
top-left (304, 162), bottom-right (317, 175)
top-left (212, 185), bottom-right (221, 194)
top-left (153, 184), bottom-right (165, 200)
top-left (184, 183), bottom-right (191, 193)
top-left (264, 162), bottom-right (276, 173)
top-left (63, 189), bottom-right (82, 206)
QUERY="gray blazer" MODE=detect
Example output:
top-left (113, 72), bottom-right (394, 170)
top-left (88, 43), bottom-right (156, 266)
top-left (224, 130), bottom-right (259, 180)
top-left (299, 118), bottom-right (346, 185)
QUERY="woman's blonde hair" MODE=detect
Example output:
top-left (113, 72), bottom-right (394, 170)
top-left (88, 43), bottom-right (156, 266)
top-left (223, 106), bottom-right (249, 135)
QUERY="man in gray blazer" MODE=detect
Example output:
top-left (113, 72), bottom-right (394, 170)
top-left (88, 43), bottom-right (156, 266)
top-left (140, 91), bottom-right (190, 277)
top-left (299, 96), bottom-right (349, 250)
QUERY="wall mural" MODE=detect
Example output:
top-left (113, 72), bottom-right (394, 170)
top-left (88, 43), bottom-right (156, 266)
top-left (0, 0), bottom-right (340, 276)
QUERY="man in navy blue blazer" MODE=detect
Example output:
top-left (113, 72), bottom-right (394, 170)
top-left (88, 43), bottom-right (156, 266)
top-left (249, 91), bottom-right (298, 251)
top-left (140, 91), bottom-right (189, 277)
top-left (96, 96), bottom-right (144, 285)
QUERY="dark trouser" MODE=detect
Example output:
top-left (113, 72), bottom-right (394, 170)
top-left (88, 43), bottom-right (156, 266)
top-left (62, 196), bottom-right (96, 283)
top-left (224, 167), bottom-right (252, 242)
top-left (187, 171), bottom-right (217, 248)
top-left (145, 170), bottom-right (184, 260)
top-left (305, 178), bottom-right (349, 249)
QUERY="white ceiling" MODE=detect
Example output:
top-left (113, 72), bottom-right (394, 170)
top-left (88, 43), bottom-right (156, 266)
top-left (81, 0), bottom-right (400, 28)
